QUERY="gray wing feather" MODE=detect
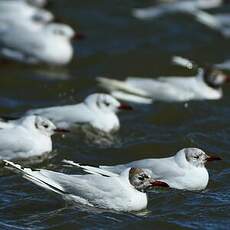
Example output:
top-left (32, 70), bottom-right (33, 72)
top-left (100, 158), bottom-right (185, 180)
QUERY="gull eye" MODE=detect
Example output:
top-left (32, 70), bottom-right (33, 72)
top-left (138, 174), bottom-right (149, 181)
top-left (194, 155), bottom-right (199, 159)
top-left (43, 123), bottom-right (49, 128)
top-left (104, 102), bottom-right (110, 106)
top-left (138, 176), bottom-right (145, 181)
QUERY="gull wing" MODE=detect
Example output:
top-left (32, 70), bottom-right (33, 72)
top-left (191, 10), bottom-right (220, 29)
top-left (132, 1), bottom-right (197, 20)
top-left (0, 20), bottom-right (44, 63)
top-left (63, 160), bottom-right (119, 177)
top-left (97, 77), bottom-right (149, 97)
top-left (26, 103), bottom-right (94, 128)
top-left (100, 157), bottom-right (185, 180)
top-left (0, 127), bottom-right (36, 159)
top-left (4, 160), bottom-right (133, 209)
top-left (97, 77), bottom-right (153, 104)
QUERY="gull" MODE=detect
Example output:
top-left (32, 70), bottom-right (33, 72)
top-left (26, 93), bottom-right (133, 133)
top-left (0, 115), bottom-right (68, 160)
top-left (0, 1), bottom-right (85, 41)
top-left (0, 22), bottom-right (75, 65)
top-left (132, 0), bottom-right (226, 20)
top-left (97, 57), bottom-right (230, 104)
top-left (132, 0), bottom-right (230, 36)
top-left (98, 148), bottom-right (221, 191)
top-left (0, 0), bottom-right (53, 27)
top-left (3, 161), bottom-right (168, 212)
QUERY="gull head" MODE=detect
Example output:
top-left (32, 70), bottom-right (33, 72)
top-left (34, 116), bottom-right (69, 136)
top-left (32, 9), bottom-right (54, 23)
top-left (129, 168), bottom-right (169, 192)
top-left (45, 23), bottom-right (75, 40)
top-left (84, 93), bottom-right (133, 114)
top-left (184, 148), bottom-right (221, 167)
top-left (34, 116), bottom-right (57, 136)
top-left (203, 67), bottom-right (230, 89)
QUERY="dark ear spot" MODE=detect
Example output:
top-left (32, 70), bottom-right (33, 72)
top-left (203, 66), bottom-right (223, 89)
top-left (138, 176), bottom-right (144, 181)
top-left (96, 101), bottom-right (100, 107)
top-left (203, 66), bottom-right (214, 80)
top-left (129, 168), bottom-right (136, 181)
top-left (184, 149), bottom-right (190, 161)
top-left (129, 168), bottom-right (136, 174)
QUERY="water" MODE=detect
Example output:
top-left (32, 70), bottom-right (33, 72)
top-left (0, 1), bottom-right (230, 229)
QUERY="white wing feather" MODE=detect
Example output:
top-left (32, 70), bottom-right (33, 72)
top-left (62, 160), bottom-right (119, 177)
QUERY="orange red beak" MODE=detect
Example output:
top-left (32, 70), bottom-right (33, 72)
top-left (118, 104), bottom-right (133, 111)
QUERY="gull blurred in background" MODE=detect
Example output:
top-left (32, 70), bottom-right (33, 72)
top-left (133, 0), bottom-right (227, 19)
top-left (133, 0), bottom-right (230, 37)
top-left (0, 0), bottom-right (77, 65)
top-left (0, 0), bottom-right (52, 28)
top-left (97, 57), bottom-right (230, 104)
top-left (25, 93), bottom-right (133, 133)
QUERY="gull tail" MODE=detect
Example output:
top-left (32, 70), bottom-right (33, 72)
top-left (172, 56), bottom-right (197, 70)
top-left (3, 160), bottom-right (65, 195)
top-left (62, 160), bottom-right (118, 177)
top-left (132, 6), bottom-right (163, 20)
top-left (212, 14), bottom-right (230, 38)
top-left (193, 10), bottom-right (219, 30)
top-left (97, 77), bottom-right (152, 104)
